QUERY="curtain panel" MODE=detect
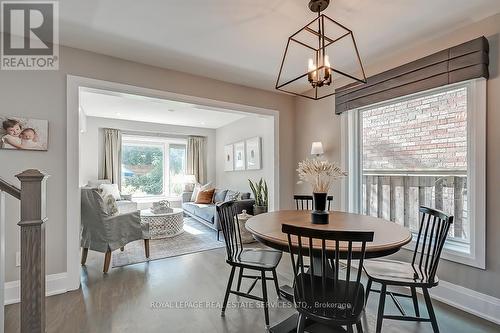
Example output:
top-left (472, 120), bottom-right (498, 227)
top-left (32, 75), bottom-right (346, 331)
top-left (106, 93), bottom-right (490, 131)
top-left (187, 136), bottom-right (207, 184)
top-left (101, 128), bottom-right (122, 187)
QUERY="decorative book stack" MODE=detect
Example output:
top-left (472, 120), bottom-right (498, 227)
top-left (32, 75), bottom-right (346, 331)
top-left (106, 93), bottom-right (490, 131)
top-left (152, 200), bottom-right (173, 214)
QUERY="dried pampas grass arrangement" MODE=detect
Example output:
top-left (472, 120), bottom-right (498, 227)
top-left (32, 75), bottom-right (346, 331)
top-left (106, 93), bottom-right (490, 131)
top-left (297, 158), bottom-right (347, 193)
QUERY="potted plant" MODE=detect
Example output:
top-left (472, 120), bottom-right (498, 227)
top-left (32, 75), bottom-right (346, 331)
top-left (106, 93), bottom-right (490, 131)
top-left (248, 178), bottom-right (269, 215)
top-left (297, 158), bottom-right (347, 224)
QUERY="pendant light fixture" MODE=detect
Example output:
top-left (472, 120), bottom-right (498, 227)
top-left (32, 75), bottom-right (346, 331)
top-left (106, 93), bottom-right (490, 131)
top-left (276, 0), bottom-right (367, 100)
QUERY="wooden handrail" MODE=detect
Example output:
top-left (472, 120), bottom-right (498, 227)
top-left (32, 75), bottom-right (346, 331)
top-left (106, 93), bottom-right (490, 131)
top-left (0, 170), bottom-right (50, 333)
top-left (0, 178), bottom-right (21, 200)
top-left (1, 171), bottom-right (48, 333)
top-left (16, 169), bottom-right (48, 333)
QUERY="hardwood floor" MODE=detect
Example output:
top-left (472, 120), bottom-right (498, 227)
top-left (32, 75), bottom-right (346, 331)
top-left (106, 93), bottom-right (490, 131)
top-left (5, 247), bottom-right (500, 332)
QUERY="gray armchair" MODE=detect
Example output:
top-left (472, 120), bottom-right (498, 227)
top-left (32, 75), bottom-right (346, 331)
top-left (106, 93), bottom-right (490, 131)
top-left (85, 179), bottom-right (138, 214)
top-left (80, 188), bottom-right (149, 273)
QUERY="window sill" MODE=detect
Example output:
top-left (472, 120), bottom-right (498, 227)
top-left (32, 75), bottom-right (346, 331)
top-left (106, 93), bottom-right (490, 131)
top-left (403, 237), bottom-right (484, 269)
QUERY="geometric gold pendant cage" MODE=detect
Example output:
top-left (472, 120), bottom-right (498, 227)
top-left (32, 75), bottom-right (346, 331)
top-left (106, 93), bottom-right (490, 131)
top-left (276, 2), bottom-right (367, 100)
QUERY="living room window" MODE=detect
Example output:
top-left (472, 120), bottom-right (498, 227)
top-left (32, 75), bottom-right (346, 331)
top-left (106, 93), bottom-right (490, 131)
top-left (343, 79), bottom-right (486, 268)
top-left (121, 135), bottom-right (187, 198)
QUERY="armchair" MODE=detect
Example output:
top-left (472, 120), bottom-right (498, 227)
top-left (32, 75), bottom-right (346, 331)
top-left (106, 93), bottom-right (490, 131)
top-left (80, 188), bottom-right (149, 273)
top-left (85, 179), bottom-right (137, 214)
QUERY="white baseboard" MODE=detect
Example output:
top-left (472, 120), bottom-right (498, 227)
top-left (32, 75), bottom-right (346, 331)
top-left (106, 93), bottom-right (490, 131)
top-left (4, 272), bottom-right (68, 305)
top-left (351, 259), bottom-right (500, 326)
top-left (428, 280), bottom-right (500, 325)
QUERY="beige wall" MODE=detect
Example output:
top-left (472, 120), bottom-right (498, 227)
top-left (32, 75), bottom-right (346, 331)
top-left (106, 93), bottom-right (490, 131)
top-left (294, 14), bottom-right (500, 297)
top-left (0, 45), bottom-right (296, 282)
top-left (293, 96), bottom-right (343, 210)
top-left (215, 115), bottom-right (276, 209)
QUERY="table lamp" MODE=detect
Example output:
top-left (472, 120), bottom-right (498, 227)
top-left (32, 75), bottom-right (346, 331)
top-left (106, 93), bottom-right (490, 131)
top-left (184, 174), bottom-right (197, 192)
top-left (311, 142), bottom-right (324, 157)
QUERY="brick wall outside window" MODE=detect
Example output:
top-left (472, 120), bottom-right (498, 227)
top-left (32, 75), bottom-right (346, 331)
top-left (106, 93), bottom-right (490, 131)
top-left (362, 87), bottom-right (467, 171)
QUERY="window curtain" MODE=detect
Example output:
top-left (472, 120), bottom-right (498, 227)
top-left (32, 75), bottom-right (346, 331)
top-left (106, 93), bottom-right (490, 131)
top-left (101, 128), bottom-right (122, 187)
top-left (187, 136), bottom-right (207, 184)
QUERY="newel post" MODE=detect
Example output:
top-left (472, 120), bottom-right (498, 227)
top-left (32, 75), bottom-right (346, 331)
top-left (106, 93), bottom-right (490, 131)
top-left (16, 169), bottom-right (48, 333)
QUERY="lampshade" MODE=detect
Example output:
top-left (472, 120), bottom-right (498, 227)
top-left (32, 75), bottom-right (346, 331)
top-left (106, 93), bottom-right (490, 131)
top-left (311, 142), bottom-right (324, 155)
top-left (184, 175), bottom-right (197, 184)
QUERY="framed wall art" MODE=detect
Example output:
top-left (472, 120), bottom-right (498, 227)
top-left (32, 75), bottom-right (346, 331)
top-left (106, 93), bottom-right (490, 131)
top-left (233, 141), bottom-right (246, 171)
top-left (224, 144), bottom-right (234, 171)
top-left (246, 136), bottom-right (261, 170)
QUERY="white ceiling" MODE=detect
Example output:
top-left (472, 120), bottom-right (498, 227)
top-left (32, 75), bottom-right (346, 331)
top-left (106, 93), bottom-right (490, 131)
top-left (60, 0), bottom-right (500, 90)
top-left (79, 89), bottom-right (248, 129)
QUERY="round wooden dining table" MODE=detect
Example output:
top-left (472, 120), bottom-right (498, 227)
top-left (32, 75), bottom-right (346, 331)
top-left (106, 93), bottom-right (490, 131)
top-left (245, 210), bottom-right (412, 333)
top-left (246, 210), bottom-right (412, 258)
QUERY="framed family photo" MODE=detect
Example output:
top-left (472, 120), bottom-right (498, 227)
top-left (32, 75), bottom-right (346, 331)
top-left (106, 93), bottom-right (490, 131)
top-left (1, 116), bottom-right (48, 151)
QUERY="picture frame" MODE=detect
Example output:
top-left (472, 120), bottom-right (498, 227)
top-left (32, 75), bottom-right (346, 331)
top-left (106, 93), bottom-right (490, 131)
top-left (224, 144), bottom-right (234, 171)
top-left (0, 116), bottom-right (48, 151)
top-left (234, 141), bottom-right (246, 171)
top-left (246, 136), bottom-right (261, 170)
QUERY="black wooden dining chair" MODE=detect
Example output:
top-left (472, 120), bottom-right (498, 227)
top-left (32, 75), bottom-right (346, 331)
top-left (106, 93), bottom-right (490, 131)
top-left (294, 194), bottom-right (333, 211)
top-left (216, 201), bottom-right (282, 329)
top-left (364, 206), bottom-right (453, 333)
top-left (282, 223), bottom-right (374, 333)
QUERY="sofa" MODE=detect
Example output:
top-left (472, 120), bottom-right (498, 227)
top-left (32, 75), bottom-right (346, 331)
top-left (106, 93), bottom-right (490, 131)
top-left (181, 189), bottom-right (255, 240)
top-left (83, 180), bottom-right (138, 214)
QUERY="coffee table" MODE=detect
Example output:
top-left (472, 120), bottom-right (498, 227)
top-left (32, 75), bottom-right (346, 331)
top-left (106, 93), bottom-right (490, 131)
top-left (140, 208), bottom-right (184, 239)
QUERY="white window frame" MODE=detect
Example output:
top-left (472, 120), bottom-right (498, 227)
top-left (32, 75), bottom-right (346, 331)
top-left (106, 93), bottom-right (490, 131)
top-left (121, 134), bottom-right (187, 199)
top-left (341, 79), bottom-right (486, 269)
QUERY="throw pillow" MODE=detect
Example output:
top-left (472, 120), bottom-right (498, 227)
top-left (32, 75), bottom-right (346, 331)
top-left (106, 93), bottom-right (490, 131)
top-left (190, 183), bottom-right (201, 202)
top-left (99, 183), bottom-right (121, 200)
top-left (195, 188), bottom-right (216, 204)
top-left (213, 189), bottom-right (228, 203)
top-left (103, 194), bottom-right (119, 216)
top-left (225, 190), bottom-right (241, 201)
top-left (240, 192), bottom-right (251, 200)
top-left (190, 182), bottom-right (213, 202)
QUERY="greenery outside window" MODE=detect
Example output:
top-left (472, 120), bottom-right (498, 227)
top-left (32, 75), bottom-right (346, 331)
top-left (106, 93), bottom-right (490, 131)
top-left (121, 135), bottom-right (187, 198)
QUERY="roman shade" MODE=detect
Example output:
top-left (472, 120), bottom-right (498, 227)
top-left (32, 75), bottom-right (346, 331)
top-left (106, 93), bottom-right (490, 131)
top-left (335, 36), bottom-right (489, 114)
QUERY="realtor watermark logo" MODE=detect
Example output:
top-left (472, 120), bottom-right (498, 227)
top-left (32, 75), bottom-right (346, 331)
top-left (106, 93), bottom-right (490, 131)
top-left (1, 1), bottom-right (59, 70)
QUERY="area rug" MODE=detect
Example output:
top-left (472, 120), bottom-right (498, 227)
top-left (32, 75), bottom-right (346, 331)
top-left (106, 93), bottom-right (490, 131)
top-left (112, 217), bottom-right (225, 267)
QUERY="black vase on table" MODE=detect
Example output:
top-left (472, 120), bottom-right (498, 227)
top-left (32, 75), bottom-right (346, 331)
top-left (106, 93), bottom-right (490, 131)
top-left (311, 192), bottom-right (329, 224)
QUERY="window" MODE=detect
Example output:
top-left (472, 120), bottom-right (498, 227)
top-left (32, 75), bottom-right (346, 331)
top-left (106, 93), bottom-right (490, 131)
top-left (121, 135), bottom-right (187, 198)
top-left (343, 79), bottom-right (486, 268)
top-left (168, 144), bottom-right (187, 196)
